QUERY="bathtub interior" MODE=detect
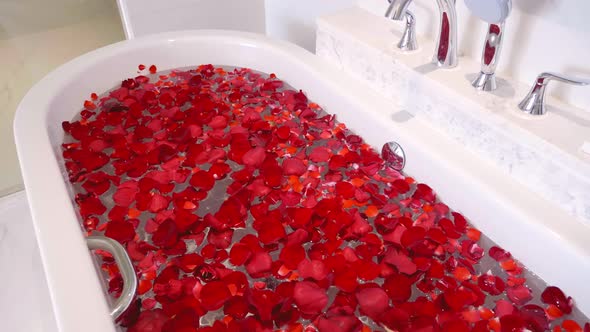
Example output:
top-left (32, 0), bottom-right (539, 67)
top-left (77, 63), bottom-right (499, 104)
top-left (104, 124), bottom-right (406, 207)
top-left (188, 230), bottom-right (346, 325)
top-left (19, 31), bottom-right (590, 329)
top-left (40, 33), bottom-right (431, 329)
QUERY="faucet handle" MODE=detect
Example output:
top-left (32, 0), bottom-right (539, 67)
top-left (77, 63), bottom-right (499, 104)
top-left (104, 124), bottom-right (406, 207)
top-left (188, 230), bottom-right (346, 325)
top-left (518, 72), bottom-right (590, 116)
top-left (536, 72), bottom-right (590, 86)
top-left (397, 10), bottom-right (418, 52)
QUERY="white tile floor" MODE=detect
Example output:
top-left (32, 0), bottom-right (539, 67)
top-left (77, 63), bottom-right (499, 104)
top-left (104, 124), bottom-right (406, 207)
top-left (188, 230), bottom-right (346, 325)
top-left (0, 191), bottom-right (57, 331)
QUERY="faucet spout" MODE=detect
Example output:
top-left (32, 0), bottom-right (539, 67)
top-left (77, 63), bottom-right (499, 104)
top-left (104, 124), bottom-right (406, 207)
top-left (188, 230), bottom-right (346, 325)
top-left (385, 0), bottom-right (458, 68)
top-left (385, 0), bottom-right (413, 21)
top-left (434, 0), bottom-right (458, 68)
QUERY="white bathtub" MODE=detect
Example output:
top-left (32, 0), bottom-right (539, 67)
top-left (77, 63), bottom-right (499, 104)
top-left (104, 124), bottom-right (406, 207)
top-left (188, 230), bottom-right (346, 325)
top-left (14, 30), bottom-right (590, 331)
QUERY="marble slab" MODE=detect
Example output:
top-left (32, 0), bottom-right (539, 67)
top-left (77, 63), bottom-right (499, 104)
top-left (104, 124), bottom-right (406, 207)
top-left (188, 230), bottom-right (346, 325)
top-left (316, 7), bottom-right (590, 226)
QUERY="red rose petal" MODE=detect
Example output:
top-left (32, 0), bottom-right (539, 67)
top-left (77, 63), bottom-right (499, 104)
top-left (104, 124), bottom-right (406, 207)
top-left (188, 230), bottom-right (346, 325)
top-left (335, 181), bottom-right (355, 198)
top-left (128, 309), bottom-right (168, 332)
top-left (257, 219), bottom-right (286, 244)
top-left (383, 274), bottom-right (413, 303)
top-left (478, 274), bottom-right (506, 296)
top-left (317, 315), bottom-right (361, 332)
top-left (190, 170), bottom-right (215, 191)
top-left (276, 126), bottom-right (291, 140)
top-left (247, 289), bottom-right (280, 322)
top-left (443, 288), bottom-right (476, 312)
top-left (356, 287), bottom-right (389, 319)
top-left (309, 147), bottom-right (332, 162)
top-left (152, 219), bottom-right (178, 249)
top-left (507, 285), bottom-right (533, 305)
top-left (495, 299), bottom-right (515, 317)
top-left (520, 304), bottom-right (549, 331)
top-left (113, 181), bottom-right (139, 207)
top-left (229, 243), bottom-right (252, 266)
top-left (178, 254), bottom-right (204, 273)
top-left (245, 251), bottom-right (272, 278)
top-left (489, 246), bottom-right (511, 262)
top-left (77, 194), bottom-right (107, 217)
top-left (207, 229), bottom-right (233, 249)
top-left (199, 281), bottom-right (231, 311)
top-left (280, 245), bottom-right (306, 270)
top-left (286, 228), bottom-right (309, 246)
top-left (383, 248), bottom-right (417, 275)
top-left (293, 281), bottom-right (328, 315)
top-left (148, 193), bottom-right (169, 213)
top-left (334, 269), bottom-right (358, 293)
top-left (283, 158), bottom-right (307, 176)
top-left (400, 226), bottom-right (426, 248)
top-left (242, 147), bottom-right (266, 167)
top-left (224, 296), bottom-right (249, 319)
top-left (500, 314), bottom-right (527, 332)
top-left (441, 319), bottom-right (470, 332)
top-left (105, 220), bottom-right (136, 243)
top-left (461, 240), bottom-right (484, 262)
top-left (541, 286), bottom-right (573, 314)
top-left (297, 259), bottom-right (329, 281)
top-left (209, 115), bottom-right (228, 129)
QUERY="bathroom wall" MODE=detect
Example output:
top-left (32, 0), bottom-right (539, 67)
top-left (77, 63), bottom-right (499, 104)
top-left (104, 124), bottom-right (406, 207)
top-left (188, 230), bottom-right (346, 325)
top-left (359, 0), bottom-right (590, 112)
top-left (265, 0), bottom-right (357, 51)
top-left (117, 0), bottom-right (266, 39)
top-left (0, 0), bottom-right (125, 196)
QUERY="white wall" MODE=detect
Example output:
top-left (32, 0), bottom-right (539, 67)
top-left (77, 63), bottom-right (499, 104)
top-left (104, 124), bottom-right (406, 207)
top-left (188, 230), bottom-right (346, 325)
top-left (0, 0), bottom-right (125, 196)
top-left (118, 0), bottom-right (266, 39)
top-left (265, 0), bottom-right (357, 51)
top-left (4, 0), bottom-right (586, 196)
top-left (359, 0), bottom-right (590, 112)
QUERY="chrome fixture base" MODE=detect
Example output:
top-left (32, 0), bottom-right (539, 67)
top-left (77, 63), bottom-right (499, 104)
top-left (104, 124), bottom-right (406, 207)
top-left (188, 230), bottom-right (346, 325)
top-left (472, 72), bottom-right (497, 91)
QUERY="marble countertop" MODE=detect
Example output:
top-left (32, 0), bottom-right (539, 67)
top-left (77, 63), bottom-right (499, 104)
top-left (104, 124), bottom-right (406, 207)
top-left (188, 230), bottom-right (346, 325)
top-left (0, 191), bottom-right (57, 332)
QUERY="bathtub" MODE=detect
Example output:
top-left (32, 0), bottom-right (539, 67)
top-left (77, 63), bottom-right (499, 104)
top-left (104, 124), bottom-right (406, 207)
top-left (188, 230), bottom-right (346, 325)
top-left (14, 30), bottom-right (590, 331)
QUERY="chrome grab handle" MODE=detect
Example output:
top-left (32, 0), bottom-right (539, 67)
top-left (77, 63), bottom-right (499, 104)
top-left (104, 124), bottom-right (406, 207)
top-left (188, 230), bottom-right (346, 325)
top-left (86, 236), bottom-right (137, 319)
top-left (518, 72), bottom-right (590, 116)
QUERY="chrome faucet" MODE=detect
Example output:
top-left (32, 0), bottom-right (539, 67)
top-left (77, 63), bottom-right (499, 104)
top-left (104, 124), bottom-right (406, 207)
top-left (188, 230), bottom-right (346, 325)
top-left (385, 0), bottom-right (417, 52)
top-left (390, 9), bottom-right (418, 52)
top-left (465, 0), bottom-right (512, 91)
top-left (518, 72), bottom-right (590, 116)
top-left (386, 0), bottom-right (458, 68)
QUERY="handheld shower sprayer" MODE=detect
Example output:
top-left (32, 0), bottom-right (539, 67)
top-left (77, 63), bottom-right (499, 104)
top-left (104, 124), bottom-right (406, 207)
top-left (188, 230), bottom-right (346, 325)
top-left (465, 0), bottom-right (512, 91)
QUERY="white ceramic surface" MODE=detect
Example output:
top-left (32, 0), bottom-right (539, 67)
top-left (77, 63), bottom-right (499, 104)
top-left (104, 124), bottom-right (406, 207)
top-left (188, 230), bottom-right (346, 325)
top-left (116, 0), bottom-right (266, 39)
top-left (264, 0), bottom-right (357, 51)
top-left (0, 191), bottom-right (57, 332)
top-left (316, 7), bottom-right (590, 226)
top-left (14, 30), bottom-right (590, 331)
